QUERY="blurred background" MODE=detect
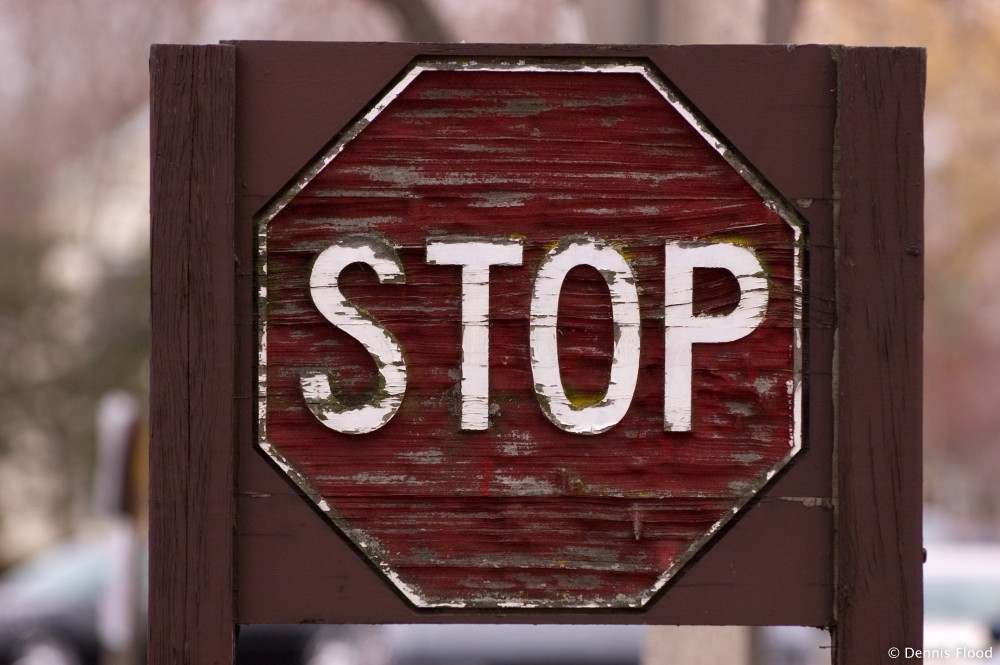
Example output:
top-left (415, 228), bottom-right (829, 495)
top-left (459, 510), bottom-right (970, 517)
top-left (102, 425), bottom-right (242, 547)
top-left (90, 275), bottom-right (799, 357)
top-left (0, 1), bottom-right (998, 664)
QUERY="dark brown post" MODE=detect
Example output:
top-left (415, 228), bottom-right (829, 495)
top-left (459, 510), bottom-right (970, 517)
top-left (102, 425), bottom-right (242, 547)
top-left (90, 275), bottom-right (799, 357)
top-left (146, 42), bottom-right (924, 663)
top-left (834, 46), bottom-right (925, 663)
top-left (149, 44), bottom-right (237, 665)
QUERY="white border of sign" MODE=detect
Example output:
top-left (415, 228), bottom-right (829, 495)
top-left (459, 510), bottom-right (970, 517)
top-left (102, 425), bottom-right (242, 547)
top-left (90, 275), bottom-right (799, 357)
top-left (254, 57), bottom-right (805, 609)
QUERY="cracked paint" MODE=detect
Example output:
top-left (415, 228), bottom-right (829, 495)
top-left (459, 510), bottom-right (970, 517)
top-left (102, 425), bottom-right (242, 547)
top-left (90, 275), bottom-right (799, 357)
top-left (255, 56), bottom-right (805, 610)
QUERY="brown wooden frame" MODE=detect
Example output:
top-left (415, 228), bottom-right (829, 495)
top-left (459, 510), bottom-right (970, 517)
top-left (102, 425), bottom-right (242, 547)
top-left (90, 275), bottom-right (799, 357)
top-left (150, 44), bottom-right (237, 665)
top-left (149, 42), bottom-right (923, 664)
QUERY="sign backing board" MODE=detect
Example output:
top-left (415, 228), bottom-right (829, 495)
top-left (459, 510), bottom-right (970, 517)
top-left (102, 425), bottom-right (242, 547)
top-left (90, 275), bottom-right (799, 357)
top-left (150, 41), bottom-right (923, 665)
top-left (255, 57), bottom-right (803, 609)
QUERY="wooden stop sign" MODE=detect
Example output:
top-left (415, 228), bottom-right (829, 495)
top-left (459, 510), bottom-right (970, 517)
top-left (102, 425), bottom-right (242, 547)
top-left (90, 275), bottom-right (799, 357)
top-left (257, 57), bottom-right (804, 609)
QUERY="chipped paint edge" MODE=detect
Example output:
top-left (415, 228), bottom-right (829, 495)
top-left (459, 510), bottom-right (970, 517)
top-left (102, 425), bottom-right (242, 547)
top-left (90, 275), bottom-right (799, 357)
top-left (253, 55), bottom-right (807, 610)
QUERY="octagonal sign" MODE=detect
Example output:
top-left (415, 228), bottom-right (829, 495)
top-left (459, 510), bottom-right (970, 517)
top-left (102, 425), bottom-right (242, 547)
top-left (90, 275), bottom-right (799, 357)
top-left (256, 57), bottom-right (804, 609)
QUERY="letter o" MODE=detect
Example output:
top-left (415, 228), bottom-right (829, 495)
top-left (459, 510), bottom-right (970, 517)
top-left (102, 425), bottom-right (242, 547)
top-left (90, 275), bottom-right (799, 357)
top-left (529, 237), bottom-right (640, 435)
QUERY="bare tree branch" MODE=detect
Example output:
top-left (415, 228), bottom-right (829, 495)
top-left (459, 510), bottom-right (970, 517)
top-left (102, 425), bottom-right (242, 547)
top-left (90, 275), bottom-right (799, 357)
top-left (764, 0), bottom-right (802, 43)
top-left (374, 0), bottom-right (451, 42)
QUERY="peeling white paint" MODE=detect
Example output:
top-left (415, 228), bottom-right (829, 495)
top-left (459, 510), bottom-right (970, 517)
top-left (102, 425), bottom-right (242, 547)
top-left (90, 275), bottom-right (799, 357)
top-left (253, 56), bottom-right (808, 610)
top-left (663, 242), bottom-right (769, 432)
top-left (494, 474), bottom-right (557, 496)
top-left (468, 192), bottom-right (530, 208)
top-left (753, 375), bottom-right (778, 396)
top-left (530, 237), bottom-right (640, 435)
top-left (724, 400), bottom-right (755, 417)
top-left (350, 472), bottom-right (416, 485)
top-left (303, 236), bottom-right (407, 434)
top-left (342, 164), bottom-right (533, 188)
top-left (779, 496), bottom-right (831, 508)
top-left (398, 450), bottom-right (445, 464)
top-left (426, 238), bottom-right (523, 430)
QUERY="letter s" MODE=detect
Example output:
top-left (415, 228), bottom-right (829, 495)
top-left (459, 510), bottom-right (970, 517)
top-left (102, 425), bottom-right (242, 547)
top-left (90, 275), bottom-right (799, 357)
top-left (299, 236), bottom-right (407, 434)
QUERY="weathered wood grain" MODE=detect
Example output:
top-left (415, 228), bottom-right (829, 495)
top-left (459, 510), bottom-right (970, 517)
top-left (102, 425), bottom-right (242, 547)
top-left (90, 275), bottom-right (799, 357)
top-left (149, 42), bottom-right (922, 653)
top-left (834, 46), bottom-right (924, 662)
top-left (234, 42), bottom-right (838, 626)
top-left (149, 44), bottom-right (236, 665)
top-left (259, 63), bottom-right (801, 609)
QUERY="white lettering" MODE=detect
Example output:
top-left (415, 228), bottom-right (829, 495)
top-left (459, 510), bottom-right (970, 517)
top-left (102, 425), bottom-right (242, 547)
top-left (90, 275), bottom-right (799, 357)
top-left (663, 242), bottom-right (769, 431)
top-left (302, 235), bottom-right (775, 436)
top-left (530, 237), bottom-right (640, 435)
top-left (302, 236), bottom-right (407, 434)
top-left (426, 238), bottom-right (524, 430)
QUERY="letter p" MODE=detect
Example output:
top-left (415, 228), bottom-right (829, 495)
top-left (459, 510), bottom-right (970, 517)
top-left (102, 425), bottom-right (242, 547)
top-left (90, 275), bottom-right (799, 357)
top-left (663, 242), bottom-right (769, 432)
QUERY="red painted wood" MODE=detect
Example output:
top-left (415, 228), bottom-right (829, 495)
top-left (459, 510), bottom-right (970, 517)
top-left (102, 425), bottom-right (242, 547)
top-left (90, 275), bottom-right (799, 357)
top-left (232, 43), bottom-right (837, 626)
top-left (150, 45), bottom-right (236, 664)
top-left (260, 65), bottom-right (799, 608)
top-left (148, 43), bottom-right (924, 646)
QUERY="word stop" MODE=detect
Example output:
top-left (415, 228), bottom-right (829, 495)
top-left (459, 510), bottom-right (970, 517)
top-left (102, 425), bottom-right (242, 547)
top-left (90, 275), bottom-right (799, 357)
top-left (299, 236), bottom-right (768, 436)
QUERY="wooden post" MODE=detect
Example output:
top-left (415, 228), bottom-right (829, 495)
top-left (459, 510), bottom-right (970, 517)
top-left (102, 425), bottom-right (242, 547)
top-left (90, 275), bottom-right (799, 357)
top-left (833, 46), bottom-right (925, 663)
top-left (145, 43), bottom-right (923, 664)
top-left (149, 44), bottom-right (237, 665)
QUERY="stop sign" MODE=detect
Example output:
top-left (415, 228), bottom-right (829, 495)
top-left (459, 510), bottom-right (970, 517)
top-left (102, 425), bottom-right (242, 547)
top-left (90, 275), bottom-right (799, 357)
top-left (257, 58), bottom-right (803, 609)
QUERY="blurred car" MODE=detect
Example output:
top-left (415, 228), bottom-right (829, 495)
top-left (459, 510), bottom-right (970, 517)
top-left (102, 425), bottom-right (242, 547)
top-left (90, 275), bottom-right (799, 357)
top-left (0, 537), bottom-right (106, 665)
top-left (380, 624), bottom-right (644, 665)
top-left (756, 625), bottom-right (830, 665)
top-left (0, 533), bottom-right (646, 665)
top-left (0, 534), bottom-right (365, 665)
top-left (760, 542), bottom-right (1000, 665)
top-left (923, 543), bottom-right (1000, 664)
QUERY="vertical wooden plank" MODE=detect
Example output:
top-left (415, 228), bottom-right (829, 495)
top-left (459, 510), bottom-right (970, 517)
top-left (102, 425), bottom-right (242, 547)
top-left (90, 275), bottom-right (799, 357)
top-left (150, 43), bottom-right (236, 665)
top-left (834, 46), bottom-right (925, 662)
